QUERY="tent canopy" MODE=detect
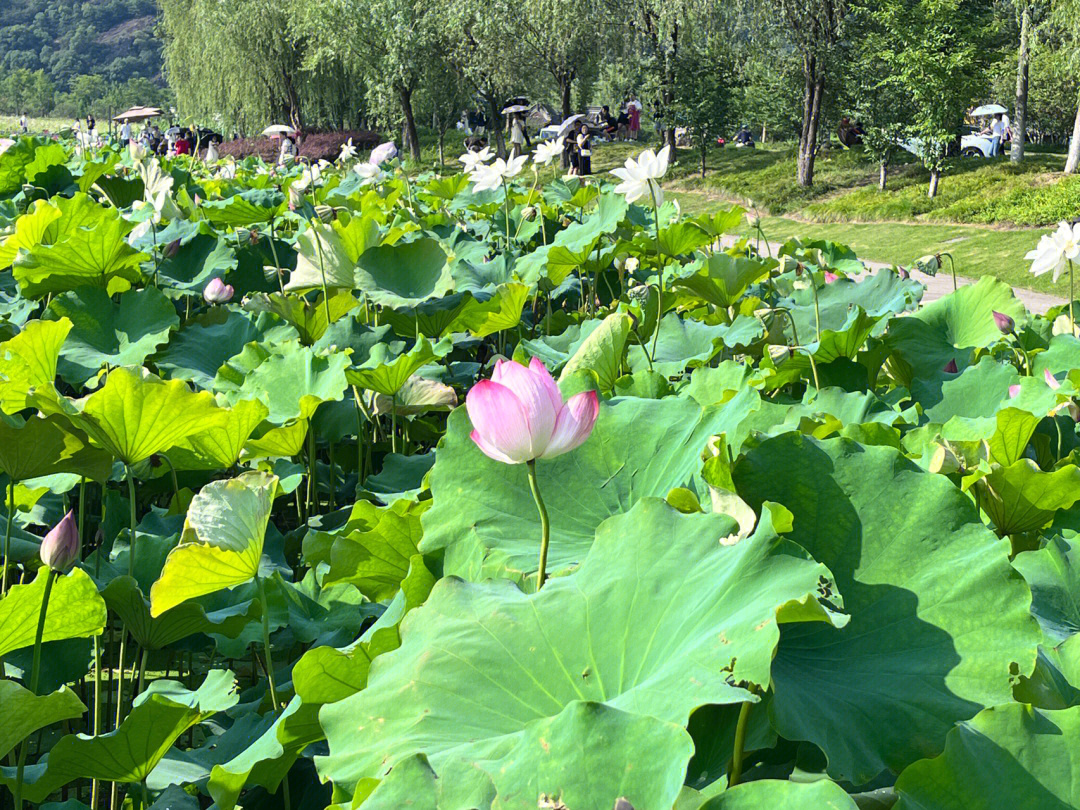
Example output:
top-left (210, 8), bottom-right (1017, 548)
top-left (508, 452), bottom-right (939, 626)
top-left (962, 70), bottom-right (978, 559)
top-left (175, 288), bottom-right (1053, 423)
top-left (113, 106), bottom-right (163, 122)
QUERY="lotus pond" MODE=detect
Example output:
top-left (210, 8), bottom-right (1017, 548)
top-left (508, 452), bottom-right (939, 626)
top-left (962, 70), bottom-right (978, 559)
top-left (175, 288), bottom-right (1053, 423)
top-left (0, 135), bottom-right (1078, 810)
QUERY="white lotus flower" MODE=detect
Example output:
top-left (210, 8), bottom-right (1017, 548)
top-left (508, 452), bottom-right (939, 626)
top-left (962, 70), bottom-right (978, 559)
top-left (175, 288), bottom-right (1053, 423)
top-left (339, 138), bottom-right (357, 163)
top-left (533, 137), bottom-right (564, 166)
top-left (1026, 221), bottom-right (1080, 283)
top-left (353, 161), bottom-right (381, 183)
top-left (369, 141), bottom-right (398, 165)
top-left (469, 155), bottom-right (528, 193)
top-left (611, 144), bottom-right (671, 207)
top-left (459, 146), bottom-right (494, 173)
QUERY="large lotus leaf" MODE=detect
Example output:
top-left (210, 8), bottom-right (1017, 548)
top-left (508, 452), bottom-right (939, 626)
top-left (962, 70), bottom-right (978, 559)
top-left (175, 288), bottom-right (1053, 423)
top-left (514, 193), bottom-right (628, 287)
top-left (673, 253), bottom-right (774, 308)
top-left (1014, 535), bottom-right (1080, 643)
top-left (917, 356), bottom-right (1026, 425)
top-left (420, 394), bottom-right (761, 582)
top-left (699, 780), bottom-right (858, 810)
top-left (333, 212), bottom-right (381, 263)
top-left (166, 398), bottom-right (270, 471)
top-left (0, 198), bottom-right (61, 270)
top-left (380, 293), bottom-right (474, 339)
top-left (94, 174), bottom-right (145, 208)
top-left (0, 414), bottom-right (112, 483)
top-left (104, 575), bottom-right (258, 650)
top-left (355, 238), bottom-right (454, 309)
top-left (345, 336), bottom-right (451, 397)
top-left (1, 670), bottom-right (239, 803)
top-left (245, 290), bottom-right (358, 345)
top-left (0, 567), bottom-right (107, 658)
top-left (0, 318), bottom-right (72, 414)
top-left (317, 499), bottom-right (839, 795)
top-left (559, 313), bottom-right (631, 392)
top-left (449, 283), bottom-right (530, 338)
top-left (0, 681), bottom-right (86, 760)
top-left (234, 343), bottom-right (350, 423)
top-left (156, 308), bottom-right (297, 388)
top-left (978, 461), bottom-right (1080, 536)
top-left (893, 704), bottom-right (1080, 810)
top-left (208, 697), bottom-right (323, 810)
top-left (628, 315), bottom-right (726, 376)
top-left (13, 206), bottom-right (148, 298)
top-left (371, 376), bottom-right (457, 415)
top-left (886, 276), bottom-right (1026, 382)
top-left (46, 286), bottom-right (178, 385)
top-left (320, 499), bottom-right (427, 600)
top-left (39, 367), bottom-right (230, 465)
top-left (150, 472), bottom-right (277, 616)
top-left (733, 434), bottom-right (1040, 783)
top-left (242, 418), bottom-right (309, 459)
top-left (0, 137), bottom-right (41, 195)
top-left (285, 222), bottom-right (356, 293)
top-left (199, 188), bottom-right (284, 225)
top-left (1032, 334), bottom-right (1080, 379)
top-left (292, 556), bottom-right (435, 705)
top-left (517, 319), bottom-right (606, 373)
top-left (153, 224), bottom-right (238, 293)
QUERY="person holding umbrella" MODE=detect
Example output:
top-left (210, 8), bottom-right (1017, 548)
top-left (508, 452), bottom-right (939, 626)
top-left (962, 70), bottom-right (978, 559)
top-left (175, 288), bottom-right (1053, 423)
top-left (575, 121), bottom-right (592, 177)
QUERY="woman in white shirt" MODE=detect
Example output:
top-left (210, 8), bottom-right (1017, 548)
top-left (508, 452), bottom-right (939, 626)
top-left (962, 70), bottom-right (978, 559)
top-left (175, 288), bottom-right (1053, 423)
top-left (509, 114), bottom-right (527, 159)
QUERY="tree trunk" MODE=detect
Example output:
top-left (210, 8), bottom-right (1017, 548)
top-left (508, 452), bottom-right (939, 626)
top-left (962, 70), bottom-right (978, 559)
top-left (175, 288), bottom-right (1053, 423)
top-left (559, 76), bottom-right (573, 121)
top-left (282, 69), bottom-right (302, 133)
top-left (437, 130), bottom-right (445, 168)
top-left (928, 169), bottom-right (940, 198)
top-left (797, 60), bottom-right (824, 187)
top-left (1011, 3), bottom-right (1030, 163)
top-left (1066, 98), bottom-right (1080, 174)
top-left (486, 96), bottom-right (507, 157)
top-left (761, 124), bottom-right (766, 144)
top-left (701, 141), bottom-right (707, 177)
top-left (398, 85), bottom-right (420, 160)
top-left (879, 161), bottom-right (887, 190)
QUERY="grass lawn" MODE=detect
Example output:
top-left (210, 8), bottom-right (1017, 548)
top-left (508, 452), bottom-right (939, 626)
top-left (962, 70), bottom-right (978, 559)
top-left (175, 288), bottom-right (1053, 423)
top-left (0, 115), bottom-right (71, 136)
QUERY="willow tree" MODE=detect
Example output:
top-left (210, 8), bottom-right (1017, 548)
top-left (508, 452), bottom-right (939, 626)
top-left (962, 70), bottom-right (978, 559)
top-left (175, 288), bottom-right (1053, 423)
top-left (518, 0), bottom-right (604, 120)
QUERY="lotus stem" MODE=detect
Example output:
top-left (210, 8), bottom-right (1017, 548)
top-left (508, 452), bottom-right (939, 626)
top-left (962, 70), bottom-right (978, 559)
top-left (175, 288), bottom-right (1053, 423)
top-left (943, 252), bottom-right (957, 292)
top-left (1071, 259), bottom-right (1075, 334)
top-left (267, 217), bottom-right (285, 295)
top-left (126, 469), bottom-right (137, 577)
top-left (811, 271), bottom-right (822, 343)
top-left (13, 568), bottom-right (58, 810)
top-left (649, 181), bottom-right (665, 365)
top-left (255, 574), bottom-right (280, 711)
top-left (91, 633), bottom-right (101, 810)
top-left (502, 179), bottom-right (512, 256)
top-left (526, 460), bottom-right (551, 592)
top-left (2, 478), bottom-right (14, 594)
top-left (728, 699), bottom-right (753, 787)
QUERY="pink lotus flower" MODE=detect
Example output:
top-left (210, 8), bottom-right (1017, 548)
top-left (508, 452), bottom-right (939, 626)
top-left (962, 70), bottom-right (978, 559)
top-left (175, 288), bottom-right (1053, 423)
top-left (992, 310), bottom-right (1015, 334)
top-left (897, 266), bottom-right (910, 280)
top-left (369, 141), bottom-right (398, 165)
top-left (1008, 384), bottom-right (1021, 398)
top-left (41, 510), bottom-right (79, 573)
top-left (466, 357), bottom-right (599, 464)
top-left (823, 271), bottom-right (839, 283)
top-left (1045, 369), bottom-right (1061, 389)
top-left (203, 278), bottom-right (234, 304)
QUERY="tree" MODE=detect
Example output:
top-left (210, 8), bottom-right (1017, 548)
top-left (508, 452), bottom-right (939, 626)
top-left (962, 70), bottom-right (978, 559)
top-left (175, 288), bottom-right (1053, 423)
top-left (517, 0), bottom-right (602, 120)
top-left (1011, 0), bottom-right (1033, 161)
top-left (670, 24), bottom-right (737, 177)
top-left (770, 0), bottom-right (848, 186)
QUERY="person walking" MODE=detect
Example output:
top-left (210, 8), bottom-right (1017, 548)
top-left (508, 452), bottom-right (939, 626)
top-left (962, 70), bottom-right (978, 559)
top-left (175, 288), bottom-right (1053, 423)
top-left (120, 120), bottom-right (132, 145)
top-left (575, 121), bottom-right (592, 176)
top-left (18, 114), bottom-right (27, 133)
top-left (510, 113), bottom-right (527, 159)
top-left (628, 96), bottom-right (642, 141)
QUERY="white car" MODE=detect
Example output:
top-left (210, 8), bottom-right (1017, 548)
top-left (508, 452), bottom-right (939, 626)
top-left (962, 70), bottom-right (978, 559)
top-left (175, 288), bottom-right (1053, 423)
top-left (899, 130), bottom-right (999, 160)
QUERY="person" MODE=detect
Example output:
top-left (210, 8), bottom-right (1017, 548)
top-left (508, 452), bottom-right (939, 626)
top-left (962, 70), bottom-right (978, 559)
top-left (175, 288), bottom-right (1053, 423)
top-left (205, 139), bottom-right (219, 162)
top-left (575, 121), bottom-right (592, 176)
top-left (86, 114), bottom-right (95, 134)
top-left (120, 120), bottom-right (132, 145)
top-left (278, 133), bottom-right (296, 165)
top-left (616, 106), bottom-right (630, 141)
top-left (464, 133), bottom-right (488, 152)
top-left (980, 113), bottom-right (1007, 156)
top-left (563, 132), bottom-right (577, 174)
top-left (509, 113), bottom-right (527, 158)
top-left (19, 114), bottom-right (27, 133)
top-left (837, 116), bottom-right (862, 147)
top-left (166, 123), bottom-right (180, 154)
top-left (734, 124), bottom-right (755, 148)
top-left (175, 129), bottom-right (191, 155)
top-left (601, 105), bottom-right (618, 141)
top-left (628, 96), bottom-right (642, 141)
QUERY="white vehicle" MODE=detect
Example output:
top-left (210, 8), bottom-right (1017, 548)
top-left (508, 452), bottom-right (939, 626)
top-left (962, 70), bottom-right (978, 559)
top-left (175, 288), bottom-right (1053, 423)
top-left (899, 128), bottom-right (1002, 161)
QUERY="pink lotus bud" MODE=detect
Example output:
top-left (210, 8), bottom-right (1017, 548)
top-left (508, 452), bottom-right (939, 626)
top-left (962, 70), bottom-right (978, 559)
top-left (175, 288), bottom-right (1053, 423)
top-left (193, 194), bottom-right (202, 206)
top-left (1045, 369), bottom-right (1062, 390)
top-left (164, 239), bottom-right (180, 259)
top-left (992, 311), bottom-right (1015, 334)
top-left (369, 141), bottom-right (398, 165)
top-left (943, 359), bottom-right (958, 374)
top-left (1008, 384), bottom-right (1021, 398)
top-left (40, 510), bottom-right (79, 573)
top-left (203, 278), bottom-right (234, 304)
top-left (465, 357), bottom-right (599, 464)
top-left (897, 266), bottom-right (910, 280)
top-left (823, 271), bottom-right (839, 283)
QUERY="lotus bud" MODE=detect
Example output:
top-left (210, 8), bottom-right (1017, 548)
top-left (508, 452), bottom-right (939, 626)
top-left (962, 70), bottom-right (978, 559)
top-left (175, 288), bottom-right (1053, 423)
top-left (163, 239), bottom-right (180, 259)
top-left (369, 141), bottom-right (398, 165)
top-left (897, 266), bottom-right (910, 280)
top-left (521, 206), bottom-right (537, 221)
top-left (203, 278), bottom-right (234, 304)
top-left (1045, 369), bottom-right (1061, 390)
top-left (625, 257), bottom-right (639, 273)
top-left (1008, 384), bottom-right (1021, 398)
top-left (824, 271), bottom-right (839, 283)
top-left (40, 510), bottom-right (80, 573)
top-left (992, 310), bottom-right (1015, 335)
top-left (193, 194), bottom-right (202, 206)
top-left (943, 359), bottom-right (959, 374)
top-left (928, 444), bottom-right (961, 476)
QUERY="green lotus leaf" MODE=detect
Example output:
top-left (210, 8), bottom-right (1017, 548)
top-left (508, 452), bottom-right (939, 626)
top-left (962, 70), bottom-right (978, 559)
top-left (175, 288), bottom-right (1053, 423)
top-left (317, 499), bottom-right (839, 796)
top-left (0, 137), bottom-right (42, 195)
top-left (208, 697), bottom-right (323, 810)
top-left (893, 704), bottom-right (1080, 810)
top-left (0, 567), bottom-right (107, 659)
top-left (355, 237), bottom-right (454, 309)
top-left (150, 471), bottom-right (278, 616)
top-left (166, 398), bottom-right (270, 471)
top-left (733, 434), bottom-right (1040, 784)
top-left (94, 174), bottom-right (145, 208)
top-left (449, 283), bottom-right (530, 338)
top-left (346, 336), bottom-right (451, 397)
top-left (0, 681), bottom-right (86, 760)
top-left (292, 555), bottom-right (435, 705)
top-left (628, 315), bottom-right (726, 376)
top-left (333, 212), bottom-right (381, 262)
top-left (699, 780), bottom-right (858, 810)
top-left (559, 313), bottom-right (631, 392)
top-left (1013, 535), bottom-right (1080, 643)
top-left (233, 343), bottom-right (350, 423)
top-left (45, 287), bottom-right (178, 386)
top-left (1014, 644), bottom-right (1080, 709)
top-left (0, 318), bottom-right (72, 414)
top-left (199, 188), bottom-right (284, 225)
top-left (13, 204), bottom-right (148, 298)
top-left (242, 418), bottom-right (309, 459)
top-left (978, 461), bottom-right (1080, 536)
top-left (421, 394), bottom-right (761, 582)
top-left (0, 413), bottom-right (112, 483)
top-left (39, 367), bottom-right (230, 465)
top-left (673, 253), bottom-right (774, 308)
top-left (151, 222), bottom-right (238, 293)
top-left (1, 670), bottom-right (239, 803)
top-left (658, 220), bottom-right (712, 256)
top-left (515, 193), bottom-right (627, 287)
top-left (285, 221), bottom-right (356, 293)
top-left (516, 319), bottom-right (607, 373)
top-left (694, 206), bottom-right (747, 238)
top-left (104, 575), bottom-right (258, 650)
top-left (0, 198), bottom-right (61, 270)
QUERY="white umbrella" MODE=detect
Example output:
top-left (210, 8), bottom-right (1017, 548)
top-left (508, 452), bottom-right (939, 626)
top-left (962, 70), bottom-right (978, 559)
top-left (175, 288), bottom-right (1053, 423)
top-left (557, 114), bottom-right (585, 137)
top-left (970, 104), bottom-right (1007, 116)
top-left (501, 104), bottom-right (530, 114)
top-left (262, 124), bottom-right (297, 136)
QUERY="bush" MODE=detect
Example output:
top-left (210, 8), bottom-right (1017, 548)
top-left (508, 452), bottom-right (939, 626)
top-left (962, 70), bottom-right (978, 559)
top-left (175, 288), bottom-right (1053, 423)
top-left (217, 129), bottom-right (381, 162)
